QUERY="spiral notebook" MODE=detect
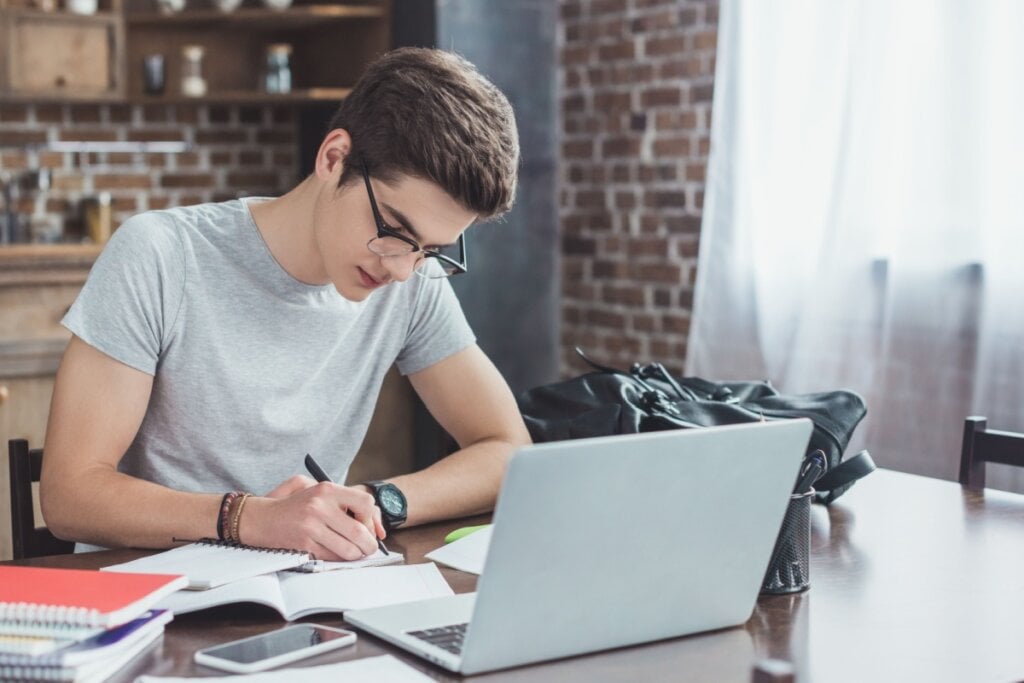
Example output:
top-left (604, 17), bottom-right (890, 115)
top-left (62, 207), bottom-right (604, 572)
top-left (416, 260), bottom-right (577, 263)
top-left (102, 539), bottom-right (312, 590)
top-left (0, 610), bottom-right (171, 668)
top-left (102, 539), bottom-right (402, 590)
top-left (0, 611), bottom-right (170, 683)
top-left (0, 566), bottom-right (187, 632)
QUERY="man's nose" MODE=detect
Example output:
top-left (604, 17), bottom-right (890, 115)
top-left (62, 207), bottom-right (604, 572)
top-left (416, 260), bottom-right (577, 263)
top-left (380, 253), bottom-right (420, 282)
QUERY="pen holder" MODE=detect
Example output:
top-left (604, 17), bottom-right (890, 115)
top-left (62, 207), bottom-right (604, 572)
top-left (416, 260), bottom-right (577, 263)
top-left (760, 489), bottom-right (813, 595)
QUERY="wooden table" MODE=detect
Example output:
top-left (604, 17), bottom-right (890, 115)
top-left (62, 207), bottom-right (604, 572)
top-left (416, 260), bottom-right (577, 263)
top-left (10, 469), bottom-right (1024, 682)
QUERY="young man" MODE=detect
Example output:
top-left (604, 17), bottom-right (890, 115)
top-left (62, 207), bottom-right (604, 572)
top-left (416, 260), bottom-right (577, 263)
top-left (40, 48), bottom-right (531, 561)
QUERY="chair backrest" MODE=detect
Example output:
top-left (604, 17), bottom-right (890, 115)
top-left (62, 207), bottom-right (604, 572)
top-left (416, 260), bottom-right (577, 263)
top-left (8, 439), bottom-right (75, 559)
top-left (960, 416), bottom-right (1024, 490)
top-left (751, 659), bottom-right (795, 683)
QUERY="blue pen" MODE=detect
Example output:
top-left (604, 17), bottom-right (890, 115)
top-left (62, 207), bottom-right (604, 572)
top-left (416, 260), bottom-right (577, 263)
top-left (304, 453), bottom-right (389, 556)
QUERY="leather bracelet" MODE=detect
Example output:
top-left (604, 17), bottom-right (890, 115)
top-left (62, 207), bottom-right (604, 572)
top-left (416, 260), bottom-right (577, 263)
top-left (228, 493), bottom-right (252, 544)
top-left (217, 491), bottom-right (242, 540)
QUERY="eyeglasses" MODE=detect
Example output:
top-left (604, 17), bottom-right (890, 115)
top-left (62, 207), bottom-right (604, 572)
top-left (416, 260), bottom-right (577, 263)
top-left (361, 165), bottom-right (468, 279)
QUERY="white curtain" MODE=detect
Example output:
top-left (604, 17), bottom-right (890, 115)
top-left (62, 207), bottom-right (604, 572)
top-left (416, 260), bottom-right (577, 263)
top-left (689, 0), bottom-right (1024, 491)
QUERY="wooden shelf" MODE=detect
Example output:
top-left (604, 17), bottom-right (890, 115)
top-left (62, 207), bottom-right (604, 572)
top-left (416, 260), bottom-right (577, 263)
top-left (0, 87), bottom-right (349, 105)
top-left (0, 243), bottom-right (103, 286)
top-left (130, 87), bottom-right (351, 104)
top-left (0, 92), bottom-right (125, 103)
top-left (0, 7), bottom-right (121, 22)
top-left (0, 243), bottom-right (103, 264)
top-left (126, 4), bottom-right (382, 26)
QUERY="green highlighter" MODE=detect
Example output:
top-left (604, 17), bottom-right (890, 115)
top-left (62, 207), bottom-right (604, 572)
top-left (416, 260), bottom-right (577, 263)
top-left (444, 524), bottom-right (491, 544)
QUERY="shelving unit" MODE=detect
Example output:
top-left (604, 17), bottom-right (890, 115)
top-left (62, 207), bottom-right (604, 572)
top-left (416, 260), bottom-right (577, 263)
top-left (121, 0), bottom-right (390, 103)
top-left (0, 1), bottom-right (389, 104)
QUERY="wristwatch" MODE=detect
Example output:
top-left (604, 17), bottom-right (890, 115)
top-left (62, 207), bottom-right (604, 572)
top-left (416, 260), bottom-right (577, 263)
top-left (363, 480), bottom-right (408, 531)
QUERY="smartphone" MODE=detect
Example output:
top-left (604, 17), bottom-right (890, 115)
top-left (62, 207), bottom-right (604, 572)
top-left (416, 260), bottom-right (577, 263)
top-left (193, 624), bottom-right (356, 674)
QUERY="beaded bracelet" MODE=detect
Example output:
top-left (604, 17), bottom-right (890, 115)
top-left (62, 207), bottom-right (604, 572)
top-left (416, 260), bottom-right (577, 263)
top-left (217, 491), bottom-right (242, 541)
top-left (228, 493), bottom-right (253, 544)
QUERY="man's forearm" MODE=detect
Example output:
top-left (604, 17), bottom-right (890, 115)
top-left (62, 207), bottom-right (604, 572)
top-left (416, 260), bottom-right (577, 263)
top-left (43, 467), bottom-right (222, 550)
top-left (386, 438), bottom-right (519, 527)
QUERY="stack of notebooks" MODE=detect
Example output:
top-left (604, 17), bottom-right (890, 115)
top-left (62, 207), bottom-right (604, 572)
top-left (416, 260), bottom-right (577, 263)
top-left (0, 540), bottom-right (454, 680)
top-left (0, 566), bottom-right (187, 682)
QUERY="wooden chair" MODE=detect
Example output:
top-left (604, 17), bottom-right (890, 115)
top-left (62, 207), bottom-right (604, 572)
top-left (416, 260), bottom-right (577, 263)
top-left (960, 416), bottom-right (1024, 490)
top-left (8, 439), bottom-right (74, 559)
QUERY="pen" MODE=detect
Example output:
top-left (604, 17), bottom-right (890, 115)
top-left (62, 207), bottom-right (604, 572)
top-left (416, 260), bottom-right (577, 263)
top-left (793, 449), bottom-right (827, 495)
top-left (303, 453), bottom-right (390, 556)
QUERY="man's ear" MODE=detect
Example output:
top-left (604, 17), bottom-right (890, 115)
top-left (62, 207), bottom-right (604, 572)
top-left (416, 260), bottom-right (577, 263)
top-left (314, 129), bottom-right (353, 182)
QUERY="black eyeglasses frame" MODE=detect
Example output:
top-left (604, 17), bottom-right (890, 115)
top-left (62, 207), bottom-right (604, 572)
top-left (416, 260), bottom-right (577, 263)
top-left (360, 164), bottom-right (468, 277)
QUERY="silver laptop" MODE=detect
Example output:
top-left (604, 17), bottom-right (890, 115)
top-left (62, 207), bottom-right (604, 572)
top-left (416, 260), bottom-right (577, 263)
top-left (345, 419), bottom-right (812, 675)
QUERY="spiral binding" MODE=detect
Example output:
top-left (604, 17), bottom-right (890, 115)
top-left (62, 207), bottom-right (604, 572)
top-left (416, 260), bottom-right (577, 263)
top-left (0, 663), bottom-right (68, 680)
top-left (191, 537), bottom-right (309, 558)
top-left (0, 602), bottom-right (103, 628)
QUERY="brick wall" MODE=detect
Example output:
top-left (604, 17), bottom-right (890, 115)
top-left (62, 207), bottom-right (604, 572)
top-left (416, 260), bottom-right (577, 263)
top-left (0, 103), bottom-right (298, 238)
top-left (558, 0), bottom-right (719, 376)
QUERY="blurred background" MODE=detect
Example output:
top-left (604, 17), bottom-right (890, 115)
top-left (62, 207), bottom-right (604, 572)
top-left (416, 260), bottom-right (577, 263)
top-left (2, 0), bottom-right (1022, 560)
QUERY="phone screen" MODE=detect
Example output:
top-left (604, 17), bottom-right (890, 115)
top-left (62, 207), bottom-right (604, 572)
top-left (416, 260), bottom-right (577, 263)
top-left (201, 625), bottom-right (351, 665)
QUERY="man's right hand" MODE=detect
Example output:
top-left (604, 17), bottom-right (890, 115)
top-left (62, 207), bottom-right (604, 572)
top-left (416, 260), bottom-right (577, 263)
top-left (240, 480), bottom-right (385, 561)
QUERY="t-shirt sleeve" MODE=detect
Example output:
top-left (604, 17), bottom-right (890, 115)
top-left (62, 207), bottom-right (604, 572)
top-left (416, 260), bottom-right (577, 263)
top-left (395, 275), bottom-right (476, 376)
top-left (62, 213), bottom-right (186, 376)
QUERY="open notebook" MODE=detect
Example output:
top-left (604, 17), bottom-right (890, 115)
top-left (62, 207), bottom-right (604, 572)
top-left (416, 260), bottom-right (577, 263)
top-left (102, 540), bottom-right (402, 590)
top-left (155, 564), bottom-right (453, 619)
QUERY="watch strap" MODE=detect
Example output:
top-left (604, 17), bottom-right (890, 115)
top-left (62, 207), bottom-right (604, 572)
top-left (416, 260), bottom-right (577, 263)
top-left (363, 480), bottom-right (407, 530)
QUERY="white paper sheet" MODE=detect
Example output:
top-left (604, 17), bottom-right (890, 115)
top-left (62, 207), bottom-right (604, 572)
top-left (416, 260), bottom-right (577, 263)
top-left (424, 526), bottom-right (493, 575)
top-left (135, 654), bottom-right (434, 682)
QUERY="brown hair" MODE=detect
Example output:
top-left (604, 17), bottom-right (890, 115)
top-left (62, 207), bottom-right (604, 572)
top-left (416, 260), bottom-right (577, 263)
top-left (328, 47), bottom-right (520, 221)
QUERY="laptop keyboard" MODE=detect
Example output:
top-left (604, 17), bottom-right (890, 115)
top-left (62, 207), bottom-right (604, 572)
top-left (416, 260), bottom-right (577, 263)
top-left (407, 623), bottom-right (468, 656)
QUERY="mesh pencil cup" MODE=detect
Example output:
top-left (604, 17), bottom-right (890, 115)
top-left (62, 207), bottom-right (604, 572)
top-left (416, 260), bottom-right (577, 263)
top-left (761, 488), bottom-right (813, 594)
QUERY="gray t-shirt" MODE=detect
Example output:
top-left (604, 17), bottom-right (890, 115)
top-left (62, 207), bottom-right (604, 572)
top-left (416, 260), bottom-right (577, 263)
top-left (63, 199), bottom-right (475, 500)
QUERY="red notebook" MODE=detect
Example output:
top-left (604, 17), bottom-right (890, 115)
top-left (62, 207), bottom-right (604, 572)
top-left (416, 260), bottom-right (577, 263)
top-left (0, 566), bottom-right (187, 629)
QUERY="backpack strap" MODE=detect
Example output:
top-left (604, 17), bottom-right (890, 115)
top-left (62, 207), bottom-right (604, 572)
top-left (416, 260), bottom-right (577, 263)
top-left (813, 450), bottom-right (876, 505)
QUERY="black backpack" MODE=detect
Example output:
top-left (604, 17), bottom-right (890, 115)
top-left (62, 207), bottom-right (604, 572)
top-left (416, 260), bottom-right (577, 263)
top-left (516, 349), bottom-right (875, 504)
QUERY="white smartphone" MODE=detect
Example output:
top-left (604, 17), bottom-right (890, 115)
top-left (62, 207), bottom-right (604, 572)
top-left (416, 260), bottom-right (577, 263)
top-left (193, 623), bottom-right (356, 674)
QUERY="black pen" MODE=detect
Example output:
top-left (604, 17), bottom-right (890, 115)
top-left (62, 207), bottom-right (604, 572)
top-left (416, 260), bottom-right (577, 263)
top-left (793, 450), bottom-right (827, 495)
top-left (304, 453), bottom-right (390, 556)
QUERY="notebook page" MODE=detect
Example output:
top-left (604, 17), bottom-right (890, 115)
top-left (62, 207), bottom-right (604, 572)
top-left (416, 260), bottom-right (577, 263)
top-left (278, 563), bottom-right (454, 619)
top-left (297, 548), bottom-right (405, 572)
top-left (102, 542), bottom-right (309, 589)
top-left (153, 574), bottom-right (285, 617)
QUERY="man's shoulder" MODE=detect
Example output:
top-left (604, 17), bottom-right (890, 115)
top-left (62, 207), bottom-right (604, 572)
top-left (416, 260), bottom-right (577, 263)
top-left (103, 208), bottom-right (180, 261)
top-left (123, 200), bottom-right (241, 232)
top-left (115, 200), bottom-right (245, 252)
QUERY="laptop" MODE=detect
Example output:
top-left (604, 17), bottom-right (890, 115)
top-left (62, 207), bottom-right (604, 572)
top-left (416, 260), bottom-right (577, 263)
top-left (345, 419), bottom-right (812, 675)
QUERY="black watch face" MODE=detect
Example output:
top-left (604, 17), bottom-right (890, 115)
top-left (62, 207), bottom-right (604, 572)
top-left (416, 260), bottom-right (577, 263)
top-left (379, 487), bottom-right (405, 515)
